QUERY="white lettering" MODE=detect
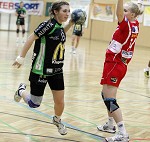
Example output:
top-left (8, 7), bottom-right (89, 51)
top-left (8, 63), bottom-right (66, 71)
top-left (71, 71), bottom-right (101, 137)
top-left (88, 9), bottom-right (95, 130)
top-left (52, 60), bottom-right (64, 64)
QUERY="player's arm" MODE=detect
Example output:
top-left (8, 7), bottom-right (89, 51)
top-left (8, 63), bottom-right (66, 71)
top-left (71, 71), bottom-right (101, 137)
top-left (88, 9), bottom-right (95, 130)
top-left (64, 19), bottom-right (74, 33)
top-left (116, 0), bottom-right (124, 23)
top-left (82, 24), bottom-right (85, 35)
top-left (12, 33), bottom-right (38, 68)
top-left (20, 33), bottom-right (38, 57)
top-left (15, 9), bottom-right (19, 17)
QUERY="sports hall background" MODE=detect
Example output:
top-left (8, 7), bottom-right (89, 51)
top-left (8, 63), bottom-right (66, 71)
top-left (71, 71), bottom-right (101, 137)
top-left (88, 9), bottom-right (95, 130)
top-left (0, 0), bottom-right (149, 47)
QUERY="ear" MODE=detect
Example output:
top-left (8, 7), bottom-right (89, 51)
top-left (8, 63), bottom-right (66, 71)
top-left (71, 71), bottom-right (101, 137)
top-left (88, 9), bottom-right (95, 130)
top-left (131, 13), bottom-right (135, 18)
top-left (54, 10), bottom-right (58, 15)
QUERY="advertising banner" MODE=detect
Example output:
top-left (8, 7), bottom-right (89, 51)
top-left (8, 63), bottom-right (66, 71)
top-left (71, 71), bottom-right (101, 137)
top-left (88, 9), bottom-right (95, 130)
top-left (0, 0), bottom-right (44, 15)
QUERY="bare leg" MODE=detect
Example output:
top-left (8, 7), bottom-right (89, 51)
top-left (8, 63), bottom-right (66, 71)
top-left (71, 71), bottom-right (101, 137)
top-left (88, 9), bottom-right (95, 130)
top-left (52, 90), bottom-right (67, 135)
top-left (52, 90), bottom-right (64, 116)
top-left (102, 84), bottom-right (127, 135)
top-left (16, 25), bottom-right (20, 38)
top-left (102, 85), bottom-right (123, 123)
top-left (71, 35), bottom-right (76, 48)
top-left (75, 36), bottom-right (80, 49)
top-left (21, 25), bottom-right (25, 38)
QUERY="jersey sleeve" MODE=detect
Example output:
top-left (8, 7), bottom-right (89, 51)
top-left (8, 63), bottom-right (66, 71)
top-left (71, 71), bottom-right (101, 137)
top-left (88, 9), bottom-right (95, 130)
top-left (34, 21), bottom-right (54, 38)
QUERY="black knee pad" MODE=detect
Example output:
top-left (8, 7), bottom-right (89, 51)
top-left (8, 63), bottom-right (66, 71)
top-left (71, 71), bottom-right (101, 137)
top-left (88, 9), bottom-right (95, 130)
top-left (16, 29), bottom-right (19, 33)
top-left (22, 29), bottom-right (25, 34)
top-left (101, 92), bottom-right (104, 100)
top-left (104, 98), bottom-right (119, 113)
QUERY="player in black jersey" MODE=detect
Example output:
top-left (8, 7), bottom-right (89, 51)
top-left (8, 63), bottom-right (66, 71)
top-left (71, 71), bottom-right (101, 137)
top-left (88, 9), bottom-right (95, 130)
top-left (15, 1), bottom-right (26, 43)
top-left (13, 1), bottom-right (74, 135)
top-left (144, 60), bottom-right (150, 78)
top-left (70, 23), bottom-right (83, 54)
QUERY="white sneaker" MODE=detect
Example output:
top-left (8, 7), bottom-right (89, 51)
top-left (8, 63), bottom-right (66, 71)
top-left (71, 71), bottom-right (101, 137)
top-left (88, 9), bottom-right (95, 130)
top-left (22, 38), bottom-right (26, 43)
top-left (52, 116), bottom-right (67, 135)
top-left (105, 131), bottom-right (129, 142)
top-left (16, 37), bottom-right (19, 43)
top-left (73, 50), bottom-right (76, 54)
top-left (70, 47), bottom-right (73, 53)
top-left (14, 83), bottom-right (26, 102)
top-left (97, 122), bottom-right (116, 133)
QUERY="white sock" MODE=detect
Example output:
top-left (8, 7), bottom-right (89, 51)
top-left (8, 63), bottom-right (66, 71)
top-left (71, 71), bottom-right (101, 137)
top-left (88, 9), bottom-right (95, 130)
top-left (117, 121), bottom-right (127, 135)
top-left (55, 115), bottom-right (61, 121)
top-left (108, 117), bottom-right (114, 127)
top-left (19, 90), bottom-right (25, 97)
top-left (24, 94), bottom-right (31, 104)
top-left (16, 37), bottom-right (19, 42)
top-left (144, 67), bottom-right (149, 72)
top-left (72, 46), bottom-right (75, 50)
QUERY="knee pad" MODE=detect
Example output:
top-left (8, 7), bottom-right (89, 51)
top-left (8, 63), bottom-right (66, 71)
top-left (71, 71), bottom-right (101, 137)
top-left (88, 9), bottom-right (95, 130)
top-left (28, 100), bottom-right (40, 108)
top-left (101, 92), bottom-right (104, 100)
top-left (104, 98), bottom-right (119, 113)
top-left (22, 29), bottom-right (25, 34)
top-left (16, 29), bottom-right (19, 33)
top-left (28, 94), bottom-right (42, 108)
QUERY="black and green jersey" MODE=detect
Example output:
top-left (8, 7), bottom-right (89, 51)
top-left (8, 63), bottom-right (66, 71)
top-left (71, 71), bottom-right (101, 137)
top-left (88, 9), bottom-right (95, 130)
top-left (32, 18), bottom-right (66, 76)
top-left (16, 7), bottom-right (26, 19)
top-left (73, 23), bottom-right (82, 36)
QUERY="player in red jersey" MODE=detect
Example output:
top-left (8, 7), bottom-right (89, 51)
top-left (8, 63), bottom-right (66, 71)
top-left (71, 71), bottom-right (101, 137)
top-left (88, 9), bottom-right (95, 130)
top-left (97, 0), bottom-right (143, 142)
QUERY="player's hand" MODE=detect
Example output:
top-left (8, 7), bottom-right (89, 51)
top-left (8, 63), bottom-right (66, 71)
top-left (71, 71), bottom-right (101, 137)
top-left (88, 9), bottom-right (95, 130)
top-left (12, 61), bottom-right (22, 68)
top-left (20, 14), bottom-right (25, 18)
top-left (69, 18), bottom-right (74, 26)
top-left (12, 56), bottom-right (24, 68)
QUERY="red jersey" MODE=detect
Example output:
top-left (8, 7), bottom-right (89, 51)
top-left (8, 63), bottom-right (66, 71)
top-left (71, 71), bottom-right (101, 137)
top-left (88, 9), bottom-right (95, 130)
top-left (105, 16), bottom-right (139, 65)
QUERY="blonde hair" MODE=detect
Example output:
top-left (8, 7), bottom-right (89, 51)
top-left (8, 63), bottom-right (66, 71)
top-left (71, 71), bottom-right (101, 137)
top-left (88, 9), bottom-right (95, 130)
top-left (126, 2), bottom-right (144, 17)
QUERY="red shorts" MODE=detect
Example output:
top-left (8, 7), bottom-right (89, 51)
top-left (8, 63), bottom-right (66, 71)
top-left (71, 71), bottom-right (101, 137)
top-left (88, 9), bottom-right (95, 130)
top-left (100, 62), bottom-right (127, 87)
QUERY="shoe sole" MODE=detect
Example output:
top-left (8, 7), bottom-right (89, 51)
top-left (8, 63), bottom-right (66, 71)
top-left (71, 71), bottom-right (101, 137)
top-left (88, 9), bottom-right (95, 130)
top-left (60, 131), bottom-right (67, 135)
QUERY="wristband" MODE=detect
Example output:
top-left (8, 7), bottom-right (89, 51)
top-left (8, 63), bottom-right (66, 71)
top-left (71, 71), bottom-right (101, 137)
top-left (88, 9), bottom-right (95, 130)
top-left (16, 56), bottom-right (25, 64)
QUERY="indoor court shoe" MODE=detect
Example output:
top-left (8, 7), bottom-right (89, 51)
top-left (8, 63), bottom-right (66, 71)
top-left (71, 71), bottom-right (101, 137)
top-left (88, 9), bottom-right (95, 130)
top-left (97, 122), bottom-right (116, 133)
top-left (144, 68), bottom-right (149, 78)
top-left (105, 131), bottom-right (129, 142)
top-left (70, 47), bottom-right (74, 53)
top-left (14, 83), bottom-right (26, 102)
top-left (16, 37), bottom-right (19, 43)
top-left (22, 38), bottom-right (26, 43)
top-left (73, 49), bottom-right (76, 54)
top-left (52, 116), bottom-right (67, 135)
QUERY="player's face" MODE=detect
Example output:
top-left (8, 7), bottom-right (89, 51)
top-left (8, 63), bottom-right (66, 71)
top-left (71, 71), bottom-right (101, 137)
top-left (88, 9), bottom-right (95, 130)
top-left (54, 5), bottom-right (70, 23)
top-left (20, 2), bottom-right (24, 8)
top-left (123, 4), bottom-right (135, 21)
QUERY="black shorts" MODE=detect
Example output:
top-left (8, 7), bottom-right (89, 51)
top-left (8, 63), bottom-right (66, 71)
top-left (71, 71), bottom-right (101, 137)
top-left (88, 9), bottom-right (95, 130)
top-left (29, 72), bottom-right (64, 96)
top-left (73, 32), bottom-right (82, 36)
top-left (16, 18), bottom-right (25, 25)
